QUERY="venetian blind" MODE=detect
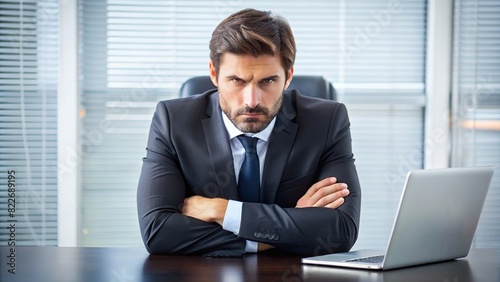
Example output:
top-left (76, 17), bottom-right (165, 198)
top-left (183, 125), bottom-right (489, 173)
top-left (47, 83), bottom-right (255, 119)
top-left (451, 0), bottom-right (500, 248)
top-left (79, 0), bottom-right (427, 249)
top-left (0, 0), bottom-right (58, 246)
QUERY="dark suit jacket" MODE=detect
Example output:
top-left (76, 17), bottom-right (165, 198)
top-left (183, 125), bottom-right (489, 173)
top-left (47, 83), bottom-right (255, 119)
top-left (137, 89), bottom-right (361, 257)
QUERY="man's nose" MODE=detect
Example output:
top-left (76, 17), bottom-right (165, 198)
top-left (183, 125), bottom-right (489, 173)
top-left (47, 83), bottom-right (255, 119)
top-left (243, 84), bottom-right (261, 108)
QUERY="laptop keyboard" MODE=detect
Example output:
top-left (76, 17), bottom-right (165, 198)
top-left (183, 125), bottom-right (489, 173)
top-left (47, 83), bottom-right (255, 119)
top-left (346, 255), bottom-right (385, 264)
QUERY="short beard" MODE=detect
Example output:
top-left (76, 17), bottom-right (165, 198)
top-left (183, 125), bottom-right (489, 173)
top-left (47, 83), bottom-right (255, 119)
top-left (221, 95), bottom-right (283, 133)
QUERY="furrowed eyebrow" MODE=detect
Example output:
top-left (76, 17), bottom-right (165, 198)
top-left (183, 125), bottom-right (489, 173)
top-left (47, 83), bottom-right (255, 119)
top-left (225, 74), bottom-right (280, 83)
top-left (226, 75), bottom-right (245, 81)
top-left (260, 75), bottom-right (279, 82)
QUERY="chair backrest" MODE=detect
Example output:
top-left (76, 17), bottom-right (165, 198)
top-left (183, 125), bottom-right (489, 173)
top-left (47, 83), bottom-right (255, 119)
top-left (179, 75), bottom-right (336, 100)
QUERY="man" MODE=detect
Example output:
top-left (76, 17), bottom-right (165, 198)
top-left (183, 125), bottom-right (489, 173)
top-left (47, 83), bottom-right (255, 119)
top-left (137, 8), bottom-right (361, 257)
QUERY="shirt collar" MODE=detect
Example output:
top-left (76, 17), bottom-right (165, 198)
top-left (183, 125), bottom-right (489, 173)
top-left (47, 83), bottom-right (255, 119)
top-left (222, 110), bottom-right (276, 142)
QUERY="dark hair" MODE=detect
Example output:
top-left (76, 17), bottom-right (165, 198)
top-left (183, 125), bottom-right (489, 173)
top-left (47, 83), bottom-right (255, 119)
top-left (209, 8), bottom-right (296, 79)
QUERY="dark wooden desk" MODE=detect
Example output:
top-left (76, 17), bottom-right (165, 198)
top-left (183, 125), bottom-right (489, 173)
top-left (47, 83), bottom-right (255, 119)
top-left (0, 247), bottom-right (498, 281)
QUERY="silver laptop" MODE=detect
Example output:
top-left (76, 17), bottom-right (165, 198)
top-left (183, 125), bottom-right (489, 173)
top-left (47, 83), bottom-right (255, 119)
top-left (302, 166), bottom-right (495, 270)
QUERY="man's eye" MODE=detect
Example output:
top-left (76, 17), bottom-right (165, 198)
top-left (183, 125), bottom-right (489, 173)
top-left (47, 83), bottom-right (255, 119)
top-left (232, 78), bottom-right (245, 84)
top-left (261, 79), bottom-right (275, 84)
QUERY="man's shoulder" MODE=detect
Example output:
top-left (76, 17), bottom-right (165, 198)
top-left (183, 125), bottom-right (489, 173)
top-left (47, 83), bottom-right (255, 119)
top-left (285, 89), bottom-right (344, 113)
top-left (159, 89), bottom-right (217, 107)
top-left (155, 90), bottom-right (218, 117)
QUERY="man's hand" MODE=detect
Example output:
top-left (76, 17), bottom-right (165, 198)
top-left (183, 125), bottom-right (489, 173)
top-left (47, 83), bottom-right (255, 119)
top-left (258, 243), bottom-right (275, 252)
top-left (295, 177), bottom-right (349, 208)
top-left (182, 195), bottom-right (228, 225)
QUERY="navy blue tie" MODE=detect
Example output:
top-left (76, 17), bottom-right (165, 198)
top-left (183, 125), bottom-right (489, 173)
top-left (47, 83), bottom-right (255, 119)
top-left (237, 136), bottom-right (260, 203)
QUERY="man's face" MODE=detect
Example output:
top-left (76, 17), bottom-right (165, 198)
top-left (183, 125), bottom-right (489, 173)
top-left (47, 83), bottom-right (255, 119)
top-left (209, 53), bottom-right (294, 133)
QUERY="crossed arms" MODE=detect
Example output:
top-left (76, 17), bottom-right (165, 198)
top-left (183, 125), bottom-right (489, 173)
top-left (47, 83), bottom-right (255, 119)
top-left (182, 177), bottom-right (351, 252)
top-left (137, 98), bottom-right (361, 257)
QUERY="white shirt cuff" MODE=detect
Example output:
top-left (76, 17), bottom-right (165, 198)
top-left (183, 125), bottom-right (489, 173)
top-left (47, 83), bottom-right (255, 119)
top-left (245, 240), bottom-right (258, 253)
top-left (222, 200), bottom-right (242, 235)
top-left (223, 200), bottom-right (258, 253)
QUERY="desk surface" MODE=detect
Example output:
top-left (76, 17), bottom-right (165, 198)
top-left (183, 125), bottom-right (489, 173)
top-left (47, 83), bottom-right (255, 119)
top-left (0, 247), bottom-right (498, 282)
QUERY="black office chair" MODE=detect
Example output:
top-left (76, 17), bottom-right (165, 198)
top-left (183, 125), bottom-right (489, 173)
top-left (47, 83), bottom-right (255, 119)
top-left (179, 75), bottom-right (336, 100)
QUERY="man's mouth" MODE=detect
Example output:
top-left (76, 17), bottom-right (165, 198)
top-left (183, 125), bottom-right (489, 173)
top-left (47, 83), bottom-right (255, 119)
top-left (242, 112), bottom-right (262, 116)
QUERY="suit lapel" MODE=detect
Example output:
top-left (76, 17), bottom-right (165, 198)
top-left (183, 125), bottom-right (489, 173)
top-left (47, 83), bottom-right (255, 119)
top-left (201, 92), bottom-right (239, 200)
top-left (261, 93), bottom-right (298, 204)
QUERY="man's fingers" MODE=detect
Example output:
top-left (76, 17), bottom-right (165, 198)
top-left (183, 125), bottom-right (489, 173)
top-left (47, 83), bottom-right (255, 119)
top-left (308, 183), bottom-right (348, 206)
top-left (295, 177), bottom-right (349, 208)
top-left (312, 187), bottom-right (349, 207)
top-left (305, 177), bottom-right (337, 196)
top-left (325, 197), bottom-right (345, 209)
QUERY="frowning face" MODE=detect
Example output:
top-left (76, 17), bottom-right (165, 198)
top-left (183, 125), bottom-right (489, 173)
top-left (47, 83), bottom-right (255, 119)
top-left (210, 53), bottom-right (293, 133)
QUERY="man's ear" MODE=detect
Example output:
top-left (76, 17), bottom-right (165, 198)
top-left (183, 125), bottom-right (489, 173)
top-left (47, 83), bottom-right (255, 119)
top-left (284, 67), bottom-right (294, 90)
top-left (209, 60), bottom-right (218, 87)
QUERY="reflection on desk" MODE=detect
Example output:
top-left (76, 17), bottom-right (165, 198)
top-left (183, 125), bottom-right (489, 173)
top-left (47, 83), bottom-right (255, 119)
top-left (0, 247), bottom-right (498, 282)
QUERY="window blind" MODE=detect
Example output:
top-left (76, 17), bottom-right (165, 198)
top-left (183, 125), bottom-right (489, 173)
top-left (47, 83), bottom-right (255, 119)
top-left (452, 0), bottom-right (500, 248)
top-left (0, 0), bottom-right (58, 246)
top-left (79, 0), bottom-right (427, 249)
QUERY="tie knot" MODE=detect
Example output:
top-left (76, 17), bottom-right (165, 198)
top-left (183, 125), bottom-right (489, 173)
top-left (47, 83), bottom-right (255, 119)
top-left (238, 135), bottom-right (258, 153)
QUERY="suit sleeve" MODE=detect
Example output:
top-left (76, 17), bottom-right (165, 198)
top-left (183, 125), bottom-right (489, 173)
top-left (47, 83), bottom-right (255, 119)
top-left (238, 103), bottom-right (361, 256)
top-left (136, 102), bottom-right (246, 257)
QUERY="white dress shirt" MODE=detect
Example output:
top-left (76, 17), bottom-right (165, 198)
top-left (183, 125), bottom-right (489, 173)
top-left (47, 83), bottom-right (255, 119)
top-left (220, 110), bottom-right (276, 253)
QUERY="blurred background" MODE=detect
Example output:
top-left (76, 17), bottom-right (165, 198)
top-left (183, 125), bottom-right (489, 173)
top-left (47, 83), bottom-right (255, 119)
top-left (0, 0), bottom-right (499, 251)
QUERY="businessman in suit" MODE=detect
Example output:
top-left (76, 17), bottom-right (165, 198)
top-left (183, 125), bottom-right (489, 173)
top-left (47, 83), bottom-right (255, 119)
top-left (137, 8), bottom-right (361, 257)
